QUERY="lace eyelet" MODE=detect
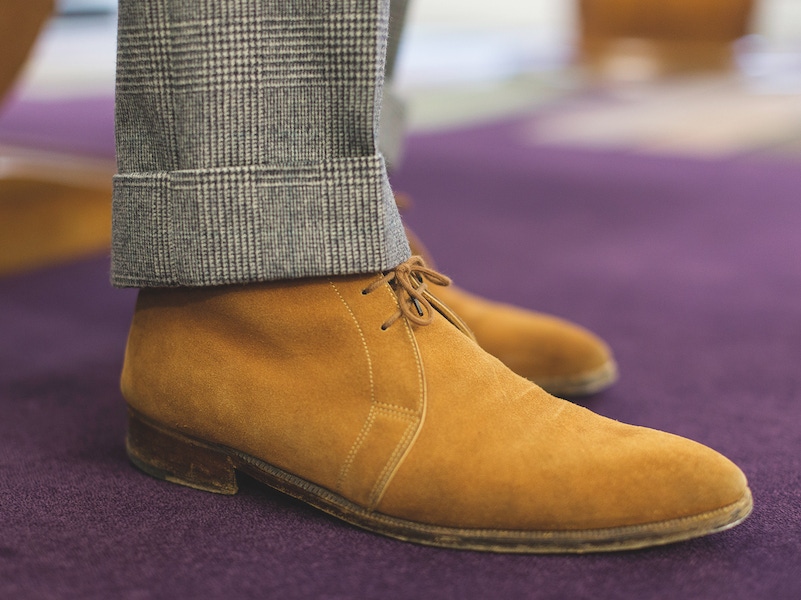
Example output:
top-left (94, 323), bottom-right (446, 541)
top-left (367, 256), bottom-right (451, 331)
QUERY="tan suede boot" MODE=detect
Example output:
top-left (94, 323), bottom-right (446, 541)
top-left (405, 226), bottom-right (617, 396)
top-left (122, 257), bottom-right (751, 553)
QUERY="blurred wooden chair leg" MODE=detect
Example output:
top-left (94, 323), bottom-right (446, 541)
top-left (0, 0), bottom-right (54, 101)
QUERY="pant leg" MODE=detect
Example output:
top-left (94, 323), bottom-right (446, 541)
top-left (112, 0), bottom-right (409, 287)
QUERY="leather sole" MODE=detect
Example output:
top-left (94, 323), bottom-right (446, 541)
top-left (538, 359), bottom-right (619, 398)
top-left (126, 408), bottom-right (752, 554)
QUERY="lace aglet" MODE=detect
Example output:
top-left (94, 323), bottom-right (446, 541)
top-left (411, 297), bottom-right (424, 317)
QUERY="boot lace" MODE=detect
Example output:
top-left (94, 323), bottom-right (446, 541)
top-left (362, 256), bottom-right (451, 330)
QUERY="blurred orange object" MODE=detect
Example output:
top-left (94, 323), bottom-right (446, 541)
top-left (0, 148), bottom-right (114, 275)
top-left (0, 0), bottom-right (54, 102)
top-left (0, 0), bottom-right (115, 276)
top-left (578, 0), bottom-right (756, 80)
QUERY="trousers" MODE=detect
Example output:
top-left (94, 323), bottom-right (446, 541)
top-left (112, 0), bottom-right (411, 288)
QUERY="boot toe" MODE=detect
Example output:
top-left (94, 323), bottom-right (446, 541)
top-left (375, 379), bottom-right (751, 550)
top-left (432, 286), bottom-right (617, 396)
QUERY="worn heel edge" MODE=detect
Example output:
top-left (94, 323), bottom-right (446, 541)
top-left (126, 408), bottom-right (239, 495)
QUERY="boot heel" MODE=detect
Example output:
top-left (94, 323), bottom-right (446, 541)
top-left (126, 409), bottom-right (239, 495)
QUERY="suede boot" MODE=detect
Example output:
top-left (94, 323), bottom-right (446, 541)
top-left (405, 226), bottom-right (617, 396)
top-left (122, 257), bottom-right (751, 553)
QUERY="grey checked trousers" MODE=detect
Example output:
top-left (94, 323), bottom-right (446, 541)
top-left (112, 0), bottom-right (412, 287)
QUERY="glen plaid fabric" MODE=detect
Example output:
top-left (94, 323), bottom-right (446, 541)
top-left (112, 0), bottom-right (410, 287)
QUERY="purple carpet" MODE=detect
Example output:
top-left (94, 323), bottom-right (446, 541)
top-left (0, 95), bottom-right (115, 158)
top-left (2, 110), bottom-right (801, 598)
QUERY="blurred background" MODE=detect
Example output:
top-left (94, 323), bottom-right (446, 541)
top-left (2, 0), bottom-right (801, 274)
top-left (4, 4), bottom-right (801, 596)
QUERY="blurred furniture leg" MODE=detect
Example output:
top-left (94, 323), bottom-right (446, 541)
top-left (578, 0), bottom-right (757, 81)
top-left (0, 0), bottom-right (115, 276)
top-left (0, 0), bottom-right (54, 100)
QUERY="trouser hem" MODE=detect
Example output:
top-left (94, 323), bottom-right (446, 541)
top-left (111, 154), bottom-right (410, 287)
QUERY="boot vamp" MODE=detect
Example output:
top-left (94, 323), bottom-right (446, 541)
top-left (376, 314), bottom-right (748, 531)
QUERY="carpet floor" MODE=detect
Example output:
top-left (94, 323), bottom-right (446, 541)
top-left (1, 119), bottom-right (800, 599)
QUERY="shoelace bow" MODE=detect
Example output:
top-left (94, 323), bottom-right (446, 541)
top-left (363, 256), bottom-right (451, 330)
